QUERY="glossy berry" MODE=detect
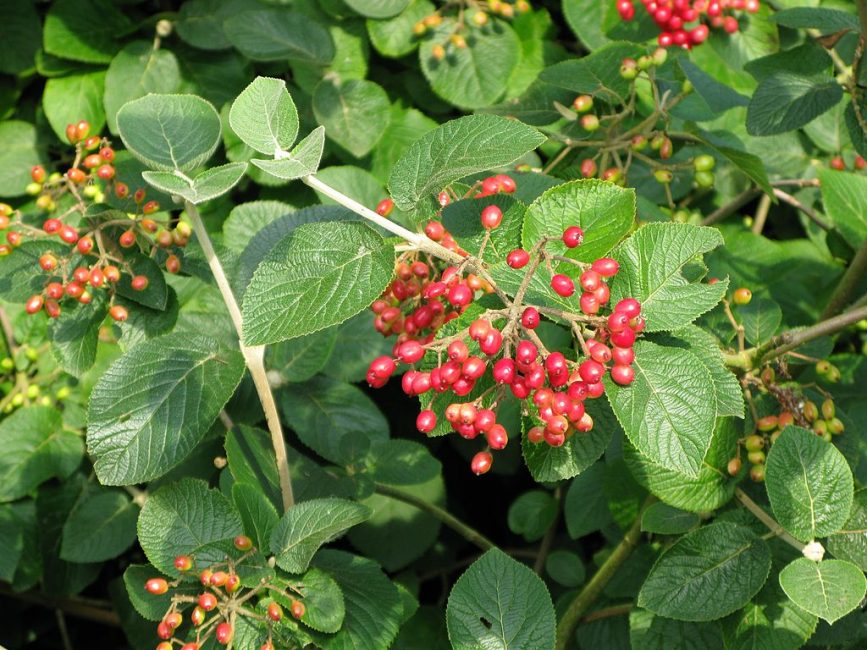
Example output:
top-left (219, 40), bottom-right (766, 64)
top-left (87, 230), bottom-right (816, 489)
top-left (580, 158), bottom-right (598, 178)
top-left (521, 307), bottom-right (540, 329)
top-left (267, 602), bottom-right (283, 621)
top-left (480, 205), bottom-right (503, 229)
top-left (727, 457), bottom-right (742, 476)
top-left (551, 274), bottom-right (575, 298)
top-left (145, 578), bottom-right (169, 595)
top-left (417, 409), bottom-right (437, 433)
top-left (578, 359), bottom-right (605, 384)
top-left (591, 258), bottom-right (619, 277)
top-left (25, 295), bottom-right (44, 315)
top-left (732, 287), bottom-right (752, 305)
top-left (164, 612), bottom-right (182, 629)
top-left (291, 599), bottom-right (306, 620)
top-left (506, 248), bottom-right (530, 269)
top-left (198, 593), bottom-right (217, 611)
top-left (157, 621), bottom-right (172, 640)
top-left (471, 451), bottom-right (493, 475)
top-left (234, 534), bottom-right (253, 551)
top-left (610, 364), bottom-right (635, 385)
top-left (216, 622), bottom-right (233, 645)
top-left (60, 225), bottom-right (79, 244)
top-left (376, 198), bottom-right (394, 217)
top-left (107, 305), bottom-right (128, 323)
top-left (614, 298), bottom-right (641, 319)
top-left (572, 95), bottom-right (593, 113)
top-left (131, 275), bottom-right (149, 291)
top-left (562, 226), bottom-right (584, 248)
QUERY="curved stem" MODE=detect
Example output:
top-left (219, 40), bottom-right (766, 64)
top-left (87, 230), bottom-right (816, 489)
top-left (185, 201), bottom-right (295, 511)
top-left (760, 304), bottom-right (867, 364)
top-left (735, 488), bottom-right (803, 551)
top-left (373, 482), bottom-right (496, 551)
top-left (555, 495), bottom-right (654, 650)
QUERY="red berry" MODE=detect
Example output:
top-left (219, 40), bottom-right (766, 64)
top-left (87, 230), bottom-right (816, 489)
top-left (174, 555), bottom-right (193, 572)
top-left (479, 329), bottom-right (503, 356)
top-left (448, 340), bottom-right (469, 362)
top-left (198, 593), bottom-right (217, 611)
top-left (143, 200), bottom-right (160, 215)
top-left (376, 198), bottom-right (394, 217)
top-left (66, 168), bottom-right (87, 184)
top-left (181, 644), bottom-right (199, 650)
top-left (506, 249), bottom-right (530, 269)
top-left (59, 225), bottom-right (79, 244)
top-left (591, 258), bottom-right (619, 277)
top-left (43, 218), bottom-right (62, 234)
top-left (114, 182), bottom-right (129, 199)
top-left (164, 612), bottom-right (182, 629)
top-left (216, 622), bottom-right (232, 645)
top-left (267, 602), bottom-right (283, 621)
top-left (166, 255), bottom-right (181, 274)
top-left (73, 267), bottom-right (89, 284)
top-left (25, 295), bottom-right (44, 315)
top-left (210, 571), bottom-right (228, 587)
top-left (608, 311), bottom-right (630, 333)
top-left (157, 621), bottom-right (172, 640)
top-left (31, 165), bottom-right (46, 183)
top-left (99, 147), bottom-right (115, 162)
top-left (471, 451), bottom-right (493, 475)
top-left (397, 340), bottom-right (425, 364)
top-left (580, 159), bottom-right (597, 178)
top-left (492, 358), bottom-right (516, 384)
top-left (417, 409), bottom-right (437, 433)
top-left (76, 236), bottom-right (94, 254)
top-left (234, 535), bottom-right (253, 551)
top-left (614, 298), bottom-right (641, 319)
top-left (45, 299), bottom-right (61, 318)
top-left (562, 226), bottom-right (584, 248)
top-left (612, 346), bottom-right (635, 365)
top-left (486, 424), bottom-right (508, 450)
top-left (39, 254), bottom-right (58, 271)
top-left (46, 282), bottom-right (64, 300)
top-left (290, 599), bottom-right (306, 620)
top-left (480, 205), bottom-right (503, 229)
top-left (448, 283), bottom-right (473, 307)
top-left (578, 360), bottom-right (605, 384)
top-left (425, 220), bottom-right (445, 241)
top-left (610, 327), bottom-right (636, 348)
top-left (521, 307), bottom-right (540, 329)
top-left (83, 154), bottom-right (101, 169)
top-left (131, 275), bottom-right (149, 291)
top-left (97, 164), bottom-right (115, 180)
top-left (611, 364), bottom-right (635, 385)
top-left (109, 305), bottom-right (129, 322)
top-left (119, 229), bottom-right (136, 248)
top-left (191, 605), bottom-right (206, 626)
top-left (89, 267), bottom-right (104, 287)
top-left (516, 340), bottom-right (538, 365)
top-left (551, 274), bottom-right (575, 297)
top-left (145, 578), bottom-right (169, 595)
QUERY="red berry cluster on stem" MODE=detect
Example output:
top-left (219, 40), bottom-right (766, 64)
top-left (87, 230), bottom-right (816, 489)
top-left (617, 0), bottom-right (760, 48)
top-left (145, 536), bottom-right (306, 649)
top-left (367, 178), bottom-right (644, 475)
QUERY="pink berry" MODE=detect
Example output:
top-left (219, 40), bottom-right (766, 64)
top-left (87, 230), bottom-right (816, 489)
top-left (551, 274), bottom-right (575, 297)
top-left (562, 226), bottom-right (584, 248)
top-left (591, 258), bottom-right (619, 277)
top-left (471, 451), bottom-right (493, 475)
top-left (506, 249), bottom-right (530, 269)
top-left (417, 410), bottom-right (437, 433)
top-left (480, 205), bottom-right (503, 229)
top-left (611, 364), bottom-right (636, 385)
top-left (521, 307), bottom-right (540, 329)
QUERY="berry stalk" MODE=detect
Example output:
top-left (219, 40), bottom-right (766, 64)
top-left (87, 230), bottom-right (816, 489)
top-left (184, 200), bottom-right (295, 511)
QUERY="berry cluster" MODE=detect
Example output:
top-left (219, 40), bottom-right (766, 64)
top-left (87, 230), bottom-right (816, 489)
top-left (617, 0), bottom-right (760, 48)
top-left (829, 155), bottom-right (867, 173)
top-left (368, 188), bottom-right (643, 475)
top-left (145, 536), bottom-right (305, 650)
top-left (0, 120), bottom-right (189, 321)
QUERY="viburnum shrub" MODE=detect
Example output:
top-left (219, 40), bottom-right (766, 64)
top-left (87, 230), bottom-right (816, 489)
top-left (1, 2), bottom-right (867, 650)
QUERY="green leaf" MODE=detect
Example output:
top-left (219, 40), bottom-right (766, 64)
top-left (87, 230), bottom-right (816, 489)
top-left (545, 550), bottom-right (585, 588)
top-left (345, 0), bottom-right (409, 18)
top-left (442, 194), bottom-right (526, 264)
top-left (60, 490), bottom-right (139, 562)
top-left (508, 491), bottom-right (558, 542)
top-left (640, 503), bottom-right (700, 535)
top-left (779, 558), bottom-right (867, 624)
top-left (678, 58), bottom-right (750, 115)
top-left (104, 41), bottom-right (182, 133)
top-left (772, 8), bottom-right (860, 33)
top-left (312, 549), bottom-right (403, 650)
top-left (279, 376), bottom-right (388, 463)
top-left (0, 407), bottom-right (82, 503)
top-left (765, 425), bottom-right (853, 542)
top-left (661, 326), bottom-right (744, 418)
top-left (367, 439), bottom-right (442, 486)
top-left (722, 580), bottom-right (818, 650)
top-left (564, 463), bottom-right (612, 539)
top-left (606, 340), bottom-right (716, 478)
top-left (447, 548), bottom-right (556, 650)
top-left (48, 295), bottom-right (108, 377)
top-left (737, 297), bottom-right (782, 345)
top-left (142, 163), bottom-right (247, 204)
top-left (251, 126), bottom-right (326, 180)
top-left (43, 0), bottom-right (132, 64)
top-left (322, 312), bottom-right (394, 383)
top-left (114, 253), bottom-right (169, 311)
top-left (242, 221), bottom-right (395, 345)
top-left (232, 482), bottom-right (279, 551)
top-left (43, 70), bottom-right (107, 143)
top-left (225, 425), bottom-right (282, 511)
top-left (0, 0), bottom-right (40, 74)
top-left (86, 335), bottom-right (245, 485)
top-left (175, 0), bottom-right (253, 51)
top-left (0, 505), bottom-right (24, 582)
top-left (610, 223), bottom-right (727, 333)
top-left (313, 79), bottom-right (391, 158)
top-left (270, 497), bottom-right (372, 573)
top-left (419, 20), bottom-right (520, 109)
top-left (367, 0), bottom-right (434, 58)
top-left (827, 488), bottom-right (867, 571)
top-left (638, 522), bottom-right (772, 622)
top-left (388, 114), bottom-right (545, 211)
top-left (267, 327), bottom-right (338, 384)
top-left (117, 94), bottom-right (222, 172)
top-left (818, 168), bottom-right (867, 247)
top-left (522, 179), bottom-right (635, 264)
top-left (746, 73), bottom-right (843, 137)
top-left (540, 43), bottom-right (644, 105)
top-left (292, 567), bottom-right (345, 633)
top-left (229, 76), bottom-right (300, 156)
top-left (137, 478), bottom-right (243, 577)
top-left (123, 563), bottom-right (201, 621)
top-left (371, 106), bottom-right (439, 182)
top-left (348, 475), bottom-right (443, 571)
top-left (223, 200), bottom-right (295, 252)
top-left (629, 609), bottom-right (723, 650)
top-left (0, 121), bottom-right (47, 197)
top-left (224, 9), bottom-right (335, 65)
top-left (624, 418), bottom-right (739, 513)
top-left (691, 129), bottom-right (774, 196)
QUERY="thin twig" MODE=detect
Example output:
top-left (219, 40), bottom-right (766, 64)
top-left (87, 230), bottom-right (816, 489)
top-left (751, 193), bottom-right (771, 235)
top-left (185, 200), bottom-right (295, 512)
top-left (56, 610), bottom-right (73, 650)
top-left (772, 188), bottom-right (829, 230)
top-left (534, 486), bottom-right (561, 575)
top-left (701, 188), bottom-right (760, 226)
top-left (373, 482), bottom-right (496, 551)
top-left (580, 603), bottom-right (633, 624)
top-left (821, 239), bottom-right (867, 319)
top-left (735, 488), bottom-right (803, 551)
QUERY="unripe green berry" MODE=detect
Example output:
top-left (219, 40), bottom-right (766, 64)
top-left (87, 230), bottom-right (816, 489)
top-left (653, 169), bottom-right (673, 184)
top-left (694, 171), bottom-right (715, 188)
top-left (651, 47), bottom-right (668, 66)
top-left (732, 287), bottom-right (752, 305)
top-left (694, 154), bottom-right (715, 172)
top-left (580, 114), bottom-right (600, 132)
top-left (828, 417), bottom-right (845, 435)
top-left (637, 55), bottom-right (652, 71)
top-left (803, 401), bottom-right (818, 422)
top-left (821, 399), bottom-right (835, 420)
top-left (750, 464), bottom-right (765, 482)
top-left (747, 450), bottom-right (765, 465)
top-left (744, 434), bottom-right (764, 452)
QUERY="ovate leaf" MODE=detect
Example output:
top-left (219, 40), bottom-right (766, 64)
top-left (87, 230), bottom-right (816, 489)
top-left (765, 425), bottom-right (853, 542)
top-left (345, 0), bottom-right (410, 19)
top-left (746, 73), bottom-right (843, 136)
top-left (0, 0), bottom-right (40, 74)
top-left (142, 163), bottom-right (247, 204)
top-left (0, 121), bottom-right (47, 197)
top-left (48, 295), bottom-right (108, 377)
top-left (610, 223), bottom-right (727, 332)
top-left (638, 522), bottom-right (771, 622)
top-left (224, 9), bottom-right (335, 65)
top-left (522, 179), bottom-right (635, 263)
top-left (137, 478), bottom-right (243, 577)
top-left (43, 70), bottom-right (107, 143)
top-left (640, 503), bottom-right (700, 535)
top-left (827, 488), bottom-right (867, 571)
top-left (313, 79), bottom-right (391, 158)
top-left (388, 114), bottom-right (545, 211)
top-left (242, 221), bottom-right (394, 344)
top-left (270, 498), bottom-right (372, 573)
top-left (779, 558), bottom-right (867, 624)
top-left (818, 168), bottom-right (867, 246)
top-left (60, 490), bottom-right (139, 562)
top-left (606, 340), bottom-right (717, 478)
top-left (722, 580), bottom-right (818, 650)
top-left (229, 76), bottom-right (299, 156)
top-left (117, 94), bottom-right (222, 172)
top-left (86, 335), bottom-right (245, 485)
top-left (447, 548), bottom-right (556, 650)
top-left (43, 0), bottom-right (132, 64)
top-left (251, 126), bottom-right (326, 180)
